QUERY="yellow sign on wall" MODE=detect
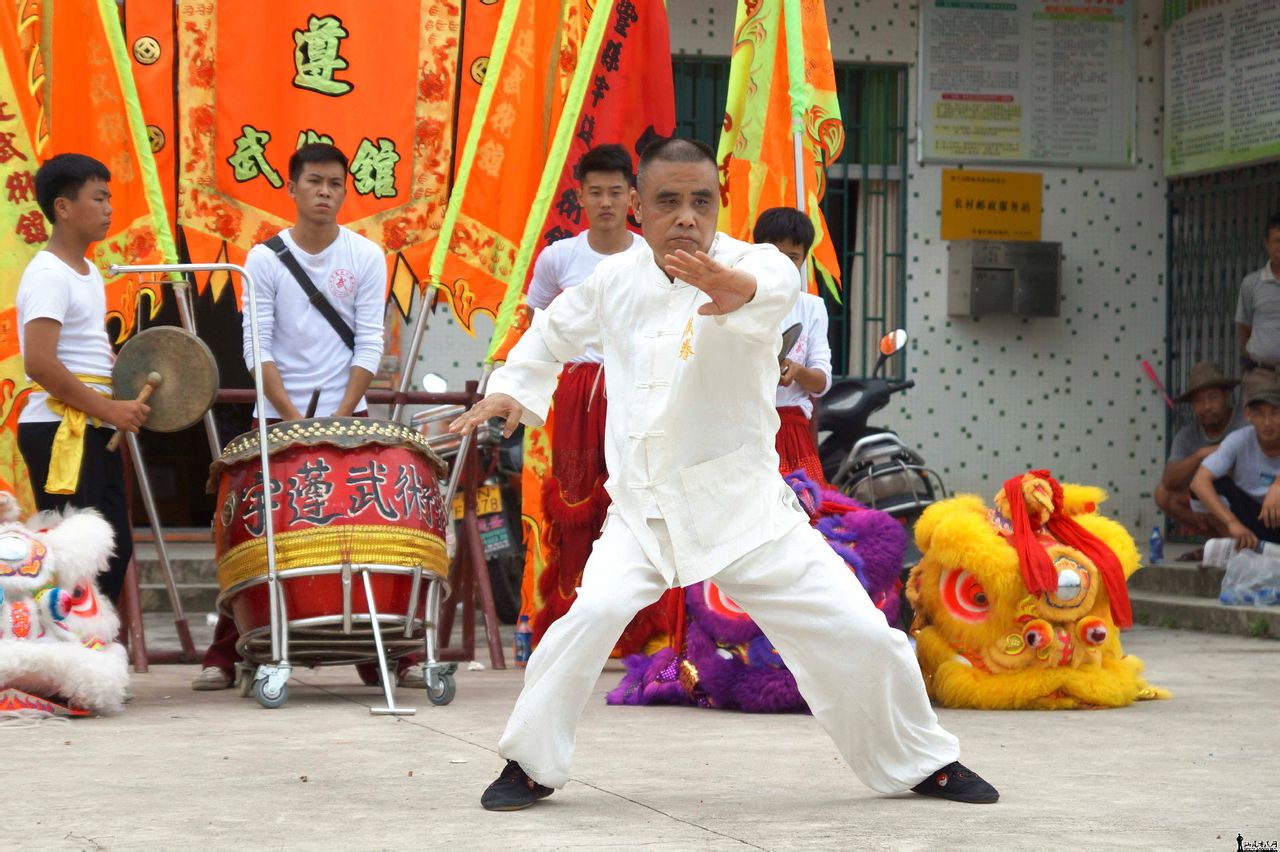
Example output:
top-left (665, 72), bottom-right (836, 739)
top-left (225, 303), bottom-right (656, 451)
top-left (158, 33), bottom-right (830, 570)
top-left (941, 170), bottom-right (1042, 242)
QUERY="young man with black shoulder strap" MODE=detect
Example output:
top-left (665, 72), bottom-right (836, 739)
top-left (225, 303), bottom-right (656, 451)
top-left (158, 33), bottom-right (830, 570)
top-left (193, 143), bottom-right (396, 690)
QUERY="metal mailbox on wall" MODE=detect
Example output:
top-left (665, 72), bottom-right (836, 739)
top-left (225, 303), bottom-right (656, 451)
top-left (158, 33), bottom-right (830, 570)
top-left (947, 240), bottom-right (1062, 318)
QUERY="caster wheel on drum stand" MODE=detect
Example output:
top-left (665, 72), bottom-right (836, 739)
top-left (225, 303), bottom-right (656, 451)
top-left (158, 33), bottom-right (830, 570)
top-left (426, 673), bottom-right (455, 706)
top-left (253, 678), bottom-right (289, 709)
top-left (235, 665), bottom-right (254, 698)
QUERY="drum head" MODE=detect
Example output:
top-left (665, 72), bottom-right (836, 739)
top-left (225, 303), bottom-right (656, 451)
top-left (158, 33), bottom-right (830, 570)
top-left (113, 326), bottom-right (219, 432)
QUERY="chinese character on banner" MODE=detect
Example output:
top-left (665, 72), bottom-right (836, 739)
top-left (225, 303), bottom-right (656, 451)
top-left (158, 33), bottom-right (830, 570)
top-left (5, 170), bottom-right (34, 202)
top-left (293, 14), bottom-right (355, 96)
top-left (350, 137), bottom-right (400, 198)
top-left (227, 125), bottom-right (283, 187)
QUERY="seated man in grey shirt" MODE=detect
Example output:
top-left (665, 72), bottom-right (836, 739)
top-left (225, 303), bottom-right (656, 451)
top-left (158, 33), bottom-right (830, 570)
top-left (1156, 360), bottom-right (1244, 536)
top-left (1192, 370), bottom-right (1280, 550)
top-left (1235, 213), bottom-right (1280, 370)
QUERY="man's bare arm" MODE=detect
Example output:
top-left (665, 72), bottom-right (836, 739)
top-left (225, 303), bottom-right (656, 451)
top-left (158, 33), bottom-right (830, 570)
top-left (1190, 465), bottom-right (1257, 550)
top-left (23, 319), bottom-right (148, 432)
top-left (260, 362), bottom-right (303, 421)
top-left (1161, 445), bottom-right (1214, 490)
top-left (334, 366), bottom-right (375, 417)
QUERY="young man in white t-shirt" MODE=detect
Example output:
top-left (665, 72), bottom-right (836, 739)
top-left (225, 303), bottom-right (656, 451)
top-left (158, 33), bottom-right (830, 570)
top-left (194, 143), bottom-right (390, 690)
top-left (16, 153), bottom-right (150, 605)
top-left (522, 144), bottom-right (666, 653)
top-left (753, 207), bottom-right (832, 485)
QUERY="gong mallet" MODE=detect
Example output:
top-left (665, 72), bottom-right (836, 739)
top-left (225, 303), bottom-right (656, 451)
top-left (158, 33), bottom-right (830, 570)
top-left (106, 371), bottom-right (162, 452)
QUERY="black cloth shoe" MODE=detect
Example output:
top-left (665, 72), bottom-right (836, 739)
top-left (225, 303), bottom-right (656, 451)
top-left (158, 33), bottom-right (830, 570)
top-left (911, 761), bottom-right (999, 804)
top-left (481, 760), bottom-right (554, 811)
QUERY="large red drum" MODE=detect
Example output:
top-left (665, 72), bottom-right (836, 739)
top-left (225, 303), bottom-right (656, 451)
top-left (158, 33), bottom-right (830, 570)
top-left (210, 417), bottom-right (449, 666)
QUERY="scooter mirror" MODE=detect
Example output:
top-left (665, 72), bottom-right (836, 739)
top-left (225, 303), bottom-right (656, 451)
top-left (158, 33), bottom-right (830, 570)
top-left (879, 329), bottom-right (909, 356)
top-left (421, 372), bottom-right (448, 394)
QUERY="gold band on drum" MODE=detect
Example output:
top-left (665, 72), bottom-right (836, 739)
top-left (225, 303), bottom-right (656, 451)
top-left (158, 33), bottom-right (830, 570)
top-left (216, 525), bottom-right (449, 591)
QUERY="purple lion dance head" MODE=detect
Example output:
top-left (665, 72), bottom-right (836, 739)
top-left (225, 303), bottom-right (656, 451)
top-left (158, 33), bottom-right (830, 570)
top-left (607, 471), bottom-right (907, 713)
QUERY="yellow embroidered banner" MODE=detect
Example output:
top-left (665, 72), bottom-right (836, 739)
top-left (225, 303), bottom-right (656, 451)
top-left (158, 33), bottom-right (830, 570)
top-left (717, 0), bottom-right (844, 295)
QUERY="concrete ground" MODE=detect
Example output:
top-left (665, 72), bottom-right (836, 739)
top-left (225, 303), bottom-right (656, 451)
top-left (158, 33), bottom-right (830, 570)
top-left (8, 623), bottom-right (1278, 851)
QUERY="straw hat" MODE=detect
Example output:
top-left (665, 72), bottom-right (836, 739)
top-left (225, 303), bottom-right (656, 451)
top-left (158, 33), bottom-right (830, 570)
top-left (1174, 360), bottom-right (1239, 403)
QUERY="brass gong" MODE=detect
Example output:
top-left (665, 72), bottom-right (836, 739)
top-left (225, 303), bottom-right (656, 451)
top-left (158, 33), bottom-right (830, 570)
top-left (112, 326), bottom-right (219, 433)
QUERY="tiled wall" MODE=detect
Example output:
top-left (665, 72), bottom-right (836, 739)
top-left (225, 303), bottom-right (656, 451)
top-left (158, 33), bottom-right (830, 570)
top-left (666, 0), bottom-right (1169, 535)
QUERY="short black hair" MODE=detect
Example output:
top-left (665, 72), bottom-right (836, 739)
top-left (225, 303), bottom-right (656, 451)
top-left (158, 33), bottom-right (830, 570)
top-left (35, 153), bottom-right (111, 222)
top-left (576, 144), bottom-right (633, 184)
top-left (636, 137), bottom-right (716, 188)
top-left (289, 143), bottom-right (349, 182)
top-left (1267, 212), bottom-right (1280, 239)
top-left (752, 207), bottom-right (815, 252)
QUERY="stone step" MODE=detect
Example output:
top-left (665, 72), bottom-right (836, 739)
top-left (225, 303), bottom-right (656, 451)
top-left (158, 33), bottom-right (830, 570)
top-left (1129, 563), bottom-right (1225, 599)
top-left (133, 539), bottom-right (217, 594)
top-left (1130, 590), bottom-right (1279, 639)
top-left (138, 583), bottom-right (220, 616)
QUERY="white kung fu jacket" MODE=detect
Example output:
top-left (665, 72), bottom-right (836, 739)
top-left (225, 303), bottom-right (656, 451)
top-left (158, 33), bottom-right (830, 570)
top-left (488, 233), bottom-right (810, 586)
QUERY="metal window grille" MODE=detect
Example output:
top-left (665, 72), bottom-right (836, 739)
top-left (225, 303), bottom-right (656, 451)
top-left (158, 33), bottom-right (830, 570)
top-left (671, 57), bottom-right (909, 378)
top-left (1166, 161), bottom-right (1280, 436)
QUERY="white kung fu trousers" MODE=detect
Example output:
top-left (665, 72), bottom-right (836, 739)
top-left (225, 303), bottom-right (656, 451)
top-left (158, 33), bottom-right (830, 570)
top-left (498, 514), bottom-right (962, 794)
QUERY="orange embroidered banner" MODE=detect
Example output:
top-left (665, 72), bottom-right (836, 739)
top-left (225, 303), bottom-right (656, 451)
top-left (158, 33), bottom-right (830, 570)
top-left (486, 0), bottom-right (676, 363)
top-left (427, 0), bottom-right (595, 334)
top-left (175, 2), bottom-right (462, 317)
top-left (123, 0), bottom-right (177, 234)
top-left (0, 0), bottom-right (177, 513)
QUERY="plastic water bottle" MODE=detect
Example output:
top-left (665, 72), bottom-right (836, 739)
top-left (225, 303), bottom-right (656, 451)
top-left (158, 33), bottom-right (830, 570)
top-left (1148, 526), bottom-right (1164, 564)
top-left (513, 615), bottom-right (533, 668)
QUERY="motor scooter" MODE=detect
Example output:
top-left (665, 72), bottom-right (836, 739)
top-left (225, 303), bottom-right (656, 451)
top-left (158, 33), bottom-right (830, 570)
top-left (816, 330), bottom-right (946, 625)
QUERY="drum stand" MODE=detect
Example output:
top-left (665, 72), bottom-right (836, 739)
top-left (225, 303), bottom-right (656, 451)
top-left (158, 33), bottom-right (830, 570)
top-left (110, 263), bottom-right (506, 710)
top-left (112, 262), bottom-right (289, 704)
top-left (118, 437), bottom-right (197, 666)
top-left (363, 569), bottom-right (414, 716)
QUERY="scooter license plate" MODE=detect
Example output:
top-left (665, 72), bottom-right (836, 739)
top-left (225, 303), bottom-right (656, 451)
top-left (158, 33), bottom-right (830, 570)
top-left (452, 483), bottom-right (503, 520)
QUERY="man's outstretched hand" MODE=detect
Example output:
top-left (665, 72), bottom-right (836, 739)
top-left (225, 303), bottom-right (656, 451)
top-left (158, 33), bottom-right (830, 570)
top-left (664, 250), bottom-right (757, 316)
top-left (449, 393), bottom-right (523, 438)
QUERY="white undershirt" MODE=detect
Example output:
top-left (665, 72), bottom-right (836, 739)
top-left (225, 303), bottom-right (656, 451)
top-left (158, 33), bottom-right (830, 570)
top-left (526, 231), bottom-right (644, 364)
top-left (774, 292), bottom-right (833, 418)
top-left (16, 251), bottom-right (115, 424)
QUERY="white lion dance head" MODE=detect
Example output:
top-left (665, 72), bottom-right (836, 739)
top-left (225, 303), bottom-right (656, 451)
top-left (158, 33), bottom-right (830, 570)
top-left (0, 504), bottom-right (129, 715)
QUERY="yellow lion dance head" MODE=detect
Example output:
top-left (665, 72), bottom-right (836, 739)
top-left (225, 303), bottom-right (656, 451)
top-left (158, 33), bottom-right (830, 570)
top-left (906, 470), bottom-right (1170, 709)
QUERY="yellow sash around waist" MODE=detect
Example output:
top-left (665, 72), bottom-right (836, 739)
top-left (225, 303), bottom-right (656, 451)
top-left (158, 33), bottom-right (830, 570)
top-left (31, 374), bottom-right (113, 495)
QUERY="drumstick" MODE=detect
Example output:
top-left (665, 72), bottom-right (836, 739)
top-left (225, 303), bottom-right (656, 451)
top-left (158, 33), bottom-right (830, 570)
top-left (107, 371), bottom-right (162, 452)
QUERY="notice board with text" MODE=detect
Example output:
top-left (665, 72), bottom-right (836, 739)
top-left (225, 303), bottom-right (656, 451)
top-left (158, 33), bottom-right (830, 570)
top-left (1163, 0), bottom-right (1280, 178)
top-left (919, 0), bottom-right (1137, 168)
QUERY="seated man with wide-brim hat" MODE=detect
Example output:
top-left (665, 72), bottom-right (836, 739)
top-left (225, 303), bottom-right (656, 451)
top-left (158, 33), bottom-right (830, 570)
top-left (1155, 360), bottom-right (1244, 553)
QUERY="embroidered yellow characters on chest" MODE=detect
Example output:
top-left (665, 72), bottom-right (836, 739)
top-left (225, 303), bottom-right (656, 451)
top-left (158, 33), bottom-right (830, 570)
top-left (678, 318), bottom-right (695, 361)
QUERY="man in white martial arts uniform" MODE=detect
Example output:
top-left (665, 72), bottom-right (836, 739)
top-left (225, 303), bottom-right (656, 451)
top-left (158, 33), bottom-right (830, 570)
top-left (452, 138), bottom-right (998, 810)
